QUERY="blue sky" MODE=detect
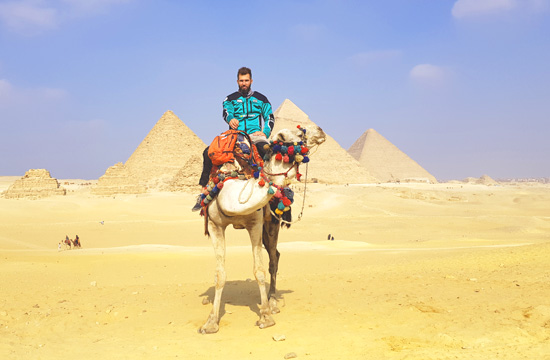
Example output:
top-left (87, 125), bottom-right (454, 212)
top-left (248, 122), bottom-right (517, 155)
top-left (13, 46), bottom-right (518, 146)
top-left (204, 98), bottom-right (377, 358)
top-left (0, 0), bottom-right (549, 180)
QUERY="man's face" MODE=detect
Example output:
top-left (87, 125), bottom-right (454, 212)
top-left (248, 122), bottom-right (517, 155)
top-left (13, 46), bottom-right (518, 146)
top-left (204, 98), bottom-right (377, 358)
top-left (237, 73), bottom-right (253, 93)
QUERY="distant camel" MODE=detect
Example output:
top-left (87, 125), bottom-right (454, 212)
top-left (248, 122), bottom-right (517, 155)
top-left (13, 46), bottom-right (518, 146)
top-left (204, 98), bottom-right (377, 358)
top-left (199, 125), bottom-right (326, 334)
top-left (73, 235), bottom-right (81, 248)
top-left (62, 236), bottom-right (73, 250)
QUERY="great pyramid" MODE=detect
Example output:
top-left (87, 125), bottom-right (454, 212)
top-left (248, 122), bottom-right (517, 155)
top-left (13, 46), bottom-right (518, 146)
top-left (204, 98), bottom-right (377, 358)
top-left (93, 110), bottom-right (205, 194)
top-left (271, 99), bottom-right (378, 184)
top-left (3, 169), bottom-right (66, 199)
top-left (348, 129), bottom-right (437, 183)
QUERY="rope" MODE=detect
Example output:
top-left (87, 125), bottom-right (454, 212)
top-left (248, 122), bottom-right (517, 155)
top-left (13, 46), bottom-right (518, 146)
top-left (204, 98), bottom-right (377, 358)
top-left (269, 162), bottom-right (309, 225)
top-left (238, 178), bottom-right (256, 204)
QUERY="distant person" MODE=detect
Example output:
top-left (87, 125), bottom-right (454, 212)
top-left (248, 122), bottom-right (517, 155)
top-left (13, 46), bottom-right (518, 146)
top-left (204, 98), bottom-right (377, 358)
top-left (192, 67), bottom-right (275, 211)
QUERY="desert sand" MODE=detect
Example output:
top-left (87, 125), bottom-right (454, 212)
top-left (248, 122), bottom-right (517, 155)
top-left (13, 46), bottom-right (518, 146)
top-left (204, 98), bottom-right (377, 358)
top-left (1, 176), bottom-right (549, 360)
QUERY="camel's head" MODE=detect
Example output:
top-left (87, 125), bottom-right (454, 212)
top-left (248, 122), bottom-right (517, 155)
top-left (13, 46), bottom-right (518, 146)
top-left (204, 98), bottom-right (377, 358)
top-left (265, 125), bottom-right (326, 185)
top-left (272, 124), bottom-right (326, 149)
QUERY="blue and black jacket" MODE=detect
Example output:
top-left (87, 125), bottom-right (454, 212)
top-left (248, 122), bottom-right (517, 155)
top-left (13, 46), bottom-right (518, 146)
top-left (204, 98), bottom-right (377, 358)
top-left (223, 90), bottom-right (275, 138)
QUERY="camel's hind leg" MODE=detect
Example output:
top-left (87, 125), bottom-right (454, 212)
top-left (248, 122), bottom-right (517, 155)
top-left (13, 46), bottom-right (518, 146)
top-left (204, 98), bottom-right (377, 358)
top-left (200, 220), bottom-right (226, 334)
top-left (249, 212), bottom-right (275, 329)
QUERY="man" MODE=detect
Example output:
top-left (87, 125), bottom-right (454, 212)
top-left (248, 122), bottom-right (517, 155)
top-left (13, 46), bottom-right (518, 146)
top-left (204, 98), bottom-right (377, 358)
top-left (192, 67), bottom-right (275, 211)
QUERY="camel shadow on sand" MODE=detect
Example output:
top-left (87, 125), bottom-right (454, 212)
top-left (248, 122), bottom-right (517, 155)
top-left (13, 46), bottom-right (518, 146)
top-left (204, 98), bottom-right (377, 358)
top-left (199, 280), bottom-right (293, 319)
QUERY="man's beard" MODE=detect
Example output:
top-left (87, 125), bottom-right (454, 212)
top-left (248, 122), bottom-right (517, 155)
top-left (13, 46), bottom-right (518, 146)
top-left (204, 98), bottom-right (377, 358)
top-left (239, 85), bottom-right (250, 96)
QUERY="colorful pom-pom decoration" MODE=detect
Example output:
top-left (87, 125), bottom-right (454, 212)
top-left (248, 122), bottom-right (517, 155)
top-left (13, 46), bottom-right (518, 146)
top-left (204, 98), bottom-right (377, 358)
top-left (302, 156), bottom-right (310, 163)
top-left (277, 201), bottom-right (285, 210)
top-left (258, 179), bottom-right (265, 187)
top-left (283, 155), bottom-right (290, 163)
top-left (268, 187), bottom-right (275, 195)
top-left (301, 146), bottom-right (309, 154)
top-left (217, 182), bottom-right (224, 189)
top-left (213, 177), bottom-right (220, 184)
top-left (295, 154), bottom-right (304, 163)
top-left (275, 208), bottom-right (283, 215)
top-left (253, 171), bottom-right (260, 179)
top-left (283, 198), bottom-right (291, 206)
top-left (281, 145), bottom-right (288, 154)
top-left (275, 153), bottom-right (283, 161)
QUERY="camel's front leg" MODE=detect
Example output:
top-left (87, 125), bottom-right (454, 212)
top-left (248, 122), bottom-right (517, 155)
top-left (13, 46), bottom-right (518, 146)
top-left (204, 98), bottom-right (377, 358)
top-left (262, 211), bottom-right (281, 314)
top-left (249, 217), bottom-right (275, 329)
top-left (200, 221), bottom-right (226, 334)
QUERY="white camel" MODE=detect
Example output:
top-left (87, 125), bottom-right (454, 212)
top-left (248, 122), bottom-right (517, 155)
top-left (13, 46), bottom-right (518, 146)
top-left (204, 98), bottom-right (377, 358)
top-left (199, 125), bottom-right (326, 334)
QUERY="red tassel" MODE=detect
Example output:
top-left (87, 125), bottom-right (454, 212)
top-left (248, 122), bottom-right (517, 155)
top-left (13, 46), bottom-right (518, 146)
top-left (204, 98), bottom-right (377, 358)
top-left (258, 179), bottom-right (265, 187)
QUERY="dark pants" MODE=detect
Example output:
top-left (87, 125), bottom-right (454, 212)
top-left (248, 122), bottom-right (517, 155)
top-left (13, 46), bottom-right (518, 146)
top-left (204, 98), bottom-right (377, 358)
top-left (199, 141), bottom-right (268, 187)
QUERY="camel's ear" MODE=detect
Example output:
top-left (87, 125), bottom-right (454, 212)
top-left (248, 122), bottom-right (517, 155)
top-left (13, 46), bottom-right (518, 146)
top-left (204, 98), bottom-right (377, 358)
top-left (273, 129), bottom-right (293, 143)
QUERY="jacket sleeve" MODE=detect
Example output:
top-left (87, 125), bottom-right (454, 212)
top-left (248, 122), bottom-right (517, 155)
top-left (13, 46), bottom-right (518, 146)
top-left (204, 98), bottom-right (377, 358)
top-left (223, 97), bottom-right (234, 125)
top-left (262, 101), bottom-right (275, 138)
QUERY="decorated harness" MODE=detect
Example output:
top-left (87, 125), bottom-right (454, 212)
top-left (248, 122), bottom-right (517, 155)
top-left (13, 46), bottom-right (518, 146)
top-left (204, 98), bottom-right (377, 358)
top-left (199, 126), bottom-right (311, 218)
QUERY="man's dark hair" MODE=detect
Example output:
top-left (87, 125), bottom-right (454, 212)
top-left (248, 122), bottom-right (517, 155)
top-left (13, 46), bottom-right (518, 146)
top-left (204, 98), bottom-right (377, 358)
top-left (238, 67), bottom-right (252, 78)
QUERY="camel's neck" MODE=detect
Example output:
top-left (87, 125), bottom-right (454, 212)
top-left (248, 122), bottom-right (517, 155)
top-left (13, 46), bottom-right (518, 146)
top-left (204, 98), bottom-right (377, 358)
top-left (264, 158), bottom-right (296, 187)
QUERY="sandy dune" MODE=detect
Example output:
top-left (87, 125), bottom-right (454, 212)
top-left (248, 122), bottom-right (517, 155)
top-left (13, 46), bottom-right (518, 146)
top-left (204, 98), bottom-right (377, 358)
top-left (1, 178), bottom-right (549, 359)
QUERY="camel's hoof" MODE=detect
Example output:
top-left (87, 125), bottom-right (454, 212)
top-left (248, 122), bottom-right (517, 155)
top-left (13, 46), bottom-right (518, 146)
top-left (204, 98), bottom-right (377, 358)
top-left (256, 316), bottom-right (275, 329)
top-left (269, 298), bottom-right (280, 314)
top-left (199, 322), bottom-right (219, 334)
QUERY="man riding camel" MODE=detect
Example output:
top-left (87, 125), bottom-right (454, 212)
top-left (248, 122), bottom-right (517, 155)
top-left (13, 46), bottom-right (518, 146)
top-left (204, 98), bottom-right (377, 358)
top-left (192, 67), bottom-right (275, 211)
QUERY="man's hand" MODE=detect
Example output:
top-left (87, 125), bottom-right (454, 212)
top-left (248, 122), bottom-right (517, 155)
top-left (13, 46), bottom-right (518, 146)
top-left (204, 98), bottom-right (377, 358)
top-left (251, 131), bottom-right (266, 138)
top-left (229, 118), bottom-right (239, 129)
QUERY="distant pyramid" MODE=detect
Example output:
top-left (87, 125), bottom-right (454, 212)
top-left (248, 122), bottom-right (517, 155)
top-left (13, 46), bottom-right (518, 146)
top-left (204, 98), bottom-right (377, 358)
top-left (91, 162), bottom-right (146, 195)
top-left (93, 110), bottom-right (205, 194)
top-left (271, 99), bottom-right (378, 184)
top-left (348, 129), bottom-right (437, 183)
top-left (3, 169), bottom-right (66, 199)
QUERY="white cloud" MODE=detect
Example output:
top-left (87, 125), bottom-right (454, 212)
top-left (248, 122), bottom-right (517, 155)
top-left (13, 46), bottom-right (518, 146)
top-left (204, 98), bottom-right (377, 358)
top-left (0, 0), bottom-right (132, 35)
top-left (349, 50), bottom-right (402, 67)
top-left (452, 0), bottom-right (549, 18)
top-left (409, 64), bottom-right (449, 85)
top-left (0, 0), bottom-right (58, 34)
top-left (0, 78), bottom-right (67, 108)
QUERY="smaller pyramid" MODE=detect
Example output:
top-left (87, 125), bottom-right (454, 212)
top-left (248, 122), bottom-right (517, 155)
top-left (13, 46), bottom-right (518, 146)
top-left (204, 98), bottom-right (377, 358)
top-left (462, 175), bottom-right (499, 186)
top-left (349, 129), bottom-right (437, 183)
top-left (91, 163), bottom-right (146, 195)
top-left (3, 169), bottom-right (66, 199)
top-left (271, 100), bottom-right (378, 184)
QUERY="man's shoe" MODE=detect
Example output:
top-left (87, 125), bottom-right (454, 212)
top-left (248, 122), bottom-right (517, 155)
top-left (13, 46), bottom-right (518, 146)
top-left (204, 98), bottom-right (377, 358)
top-left (191, 195), bottom-right (202, 212)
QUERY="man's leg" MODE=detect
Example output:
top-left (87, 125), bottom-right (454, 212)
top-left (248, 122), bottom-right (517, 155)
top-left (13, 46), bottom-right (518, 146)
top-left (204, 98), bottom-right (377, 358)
top-left (192, 146), bottom-right (212, 211)
top-left (254, 140), bottom-right (269, 159)
top-left (199, 146), bottom-right (212, 187)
